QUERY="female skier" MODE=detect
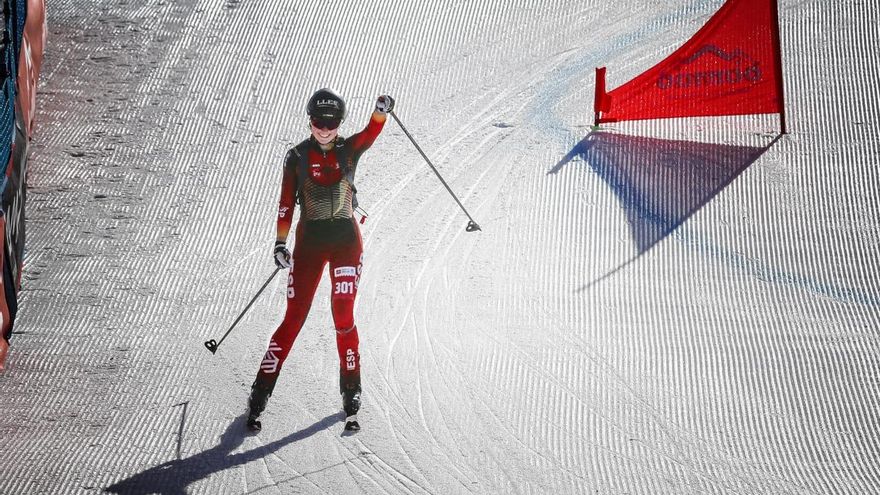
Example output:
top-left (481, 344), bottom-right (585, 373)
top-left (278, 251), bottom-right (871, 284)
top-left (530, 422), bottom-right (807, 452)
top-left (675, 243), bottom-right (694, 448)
top-left (247, 88), bottom-right (394, 432)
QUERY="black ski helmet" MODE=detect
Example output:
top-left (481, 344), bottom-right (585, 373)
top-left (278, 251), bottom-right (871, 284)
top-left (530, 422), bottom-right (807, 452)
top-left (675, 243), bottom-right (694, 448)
top-left (307, 88), bottom-right (346, 121)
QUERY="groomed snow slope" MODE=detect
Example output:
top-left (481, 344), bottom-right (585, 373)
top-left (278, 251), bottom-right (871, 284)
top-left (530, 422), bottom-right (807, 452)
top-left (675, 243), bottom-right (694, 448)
top-left (2, 0), bottom-right (879, 493)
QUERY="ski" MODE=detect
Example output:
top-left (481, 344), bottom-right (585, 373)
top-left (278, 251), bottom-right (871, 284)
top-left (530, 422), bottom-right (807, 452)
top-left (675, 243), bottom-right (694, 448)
top-left (343, 414), bottom-right (360, 433)
top-left (247, 417), bottom-right (262, 432)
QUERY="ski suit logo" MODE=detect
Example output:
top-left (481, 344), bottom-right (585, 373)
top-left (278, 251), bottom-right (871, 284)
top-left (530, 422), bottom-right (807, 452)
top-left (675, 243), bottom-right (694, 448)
top-left (261, 340), bottom-right (283, 374)
top-left (345, 349), bottom-right (356, 371)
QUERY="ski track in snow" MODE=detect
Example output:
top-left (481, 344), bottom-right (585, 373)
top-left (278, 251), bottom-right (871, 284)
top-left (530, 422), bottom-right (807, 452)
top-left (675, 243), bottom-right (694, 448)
top-left (2, 0), bottom-right (880, 494)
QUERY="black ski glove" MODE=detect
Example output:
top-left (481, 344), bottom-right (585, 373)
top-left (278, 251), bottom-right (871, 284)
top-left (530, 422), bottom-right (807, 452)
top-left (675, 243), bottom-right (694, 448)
top-left (273, 241), bottom-right (291, 269)
top-left (375, 95), bottom-right (395, 114)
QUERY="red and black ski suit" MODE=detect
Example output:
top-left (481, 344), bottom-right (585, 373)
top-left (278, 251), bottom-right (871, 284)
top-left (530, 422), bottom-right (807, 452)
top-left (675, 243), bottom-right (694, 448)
top-left (256, 114), bottom-right (385, 391)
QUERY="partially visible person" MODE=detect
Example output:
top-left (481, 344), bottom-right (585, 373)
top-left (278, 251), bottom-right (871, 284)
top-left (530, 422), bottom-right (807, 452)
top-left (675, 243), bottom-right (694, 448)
top-left (0, 336), bottom-right (8, 371)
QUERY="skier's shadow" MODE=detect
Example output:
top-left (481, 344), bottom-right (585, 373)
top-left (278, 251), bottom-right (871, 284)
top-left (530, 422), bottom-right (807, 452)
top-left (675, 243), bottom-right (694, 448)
top-left (104, 412), bottom-right (340, 495)
top-left (550, 130), bottom-right (780, 290)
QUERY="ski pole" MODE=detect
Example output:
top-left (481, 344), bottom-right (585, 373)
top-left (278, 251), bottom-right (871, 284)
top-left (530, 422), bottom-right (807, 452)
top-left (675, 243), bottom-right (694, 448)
top-left (204, 267), bottom-right (282, 354)
top-left (389, 110), bottom-right (481, 232)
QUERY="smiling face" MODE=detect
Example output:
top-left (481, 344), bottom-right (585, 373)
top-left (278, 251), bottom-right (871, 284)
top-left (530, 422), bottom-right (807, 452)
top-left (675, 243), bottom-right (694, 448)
top-left (310, 117), bottom-right (340, 146)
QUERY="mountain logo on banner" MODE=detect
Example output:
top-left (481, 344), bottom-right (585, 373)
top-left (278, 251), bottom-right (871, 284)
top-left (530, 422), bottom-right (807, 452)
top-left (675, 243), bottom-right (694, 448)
top-left (657, 45), bottom-right (763, 94)
top-left (593, 0), bottom-right (786, 133)
top-left (684, 45), bottom-right (748, 64)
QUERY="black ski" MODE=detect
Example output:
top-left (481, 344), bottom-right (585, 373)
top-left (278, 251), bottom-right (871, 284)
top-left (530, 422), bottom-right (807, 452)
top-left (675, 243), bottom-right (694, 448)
top-left (247, 417), bottom-right (262, 432)
top-left (343, 414), bottom-right (360, 433)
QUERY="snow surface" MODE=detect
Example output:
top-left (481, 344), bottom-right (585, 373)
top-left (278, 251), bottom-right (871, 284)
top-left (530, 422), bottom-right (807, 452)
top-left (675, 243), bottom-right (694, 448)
top-left (2, 0), bottom-right (880, 493)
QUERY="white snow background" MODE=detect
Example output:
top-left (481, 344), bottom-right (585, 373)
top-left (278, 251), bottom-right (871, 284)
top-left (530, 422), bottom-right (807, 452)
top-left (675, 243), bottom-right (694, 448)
top-left (2, 0), bottom-right (879, 493)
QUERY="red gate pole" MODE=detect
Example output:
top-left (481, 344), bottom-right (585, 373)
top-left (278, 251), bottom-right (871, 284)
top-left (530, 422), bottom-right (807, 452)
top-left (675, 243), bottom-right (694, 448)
top-left (594, 67), bottom-right (607, 127)
top-left (770, 0), bottom-right (787, 134)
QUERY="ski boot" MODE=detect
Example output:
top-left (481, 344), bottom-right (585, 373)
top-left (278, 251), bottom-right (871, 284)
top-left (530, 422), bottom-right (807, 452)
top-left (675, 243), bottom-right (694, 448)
top-left (247, 376), bottom-right (277, 431)
top-left (340, 373), bottom-right (361, 432)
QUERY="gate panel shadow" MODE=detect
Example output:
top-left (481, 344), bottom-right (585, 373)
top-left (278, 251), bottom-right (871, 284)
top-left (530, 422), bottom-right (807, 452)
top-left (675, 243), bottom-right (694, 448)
top-left (550, 131), bottom-right (778, 289)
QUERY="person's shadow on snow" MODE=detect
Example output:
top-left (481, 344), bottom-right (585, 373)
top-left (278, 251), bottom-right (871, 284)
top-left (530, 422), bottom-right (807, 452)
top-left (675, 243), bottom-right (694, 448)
top-left (104, 412), bottom-right (340, 495)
